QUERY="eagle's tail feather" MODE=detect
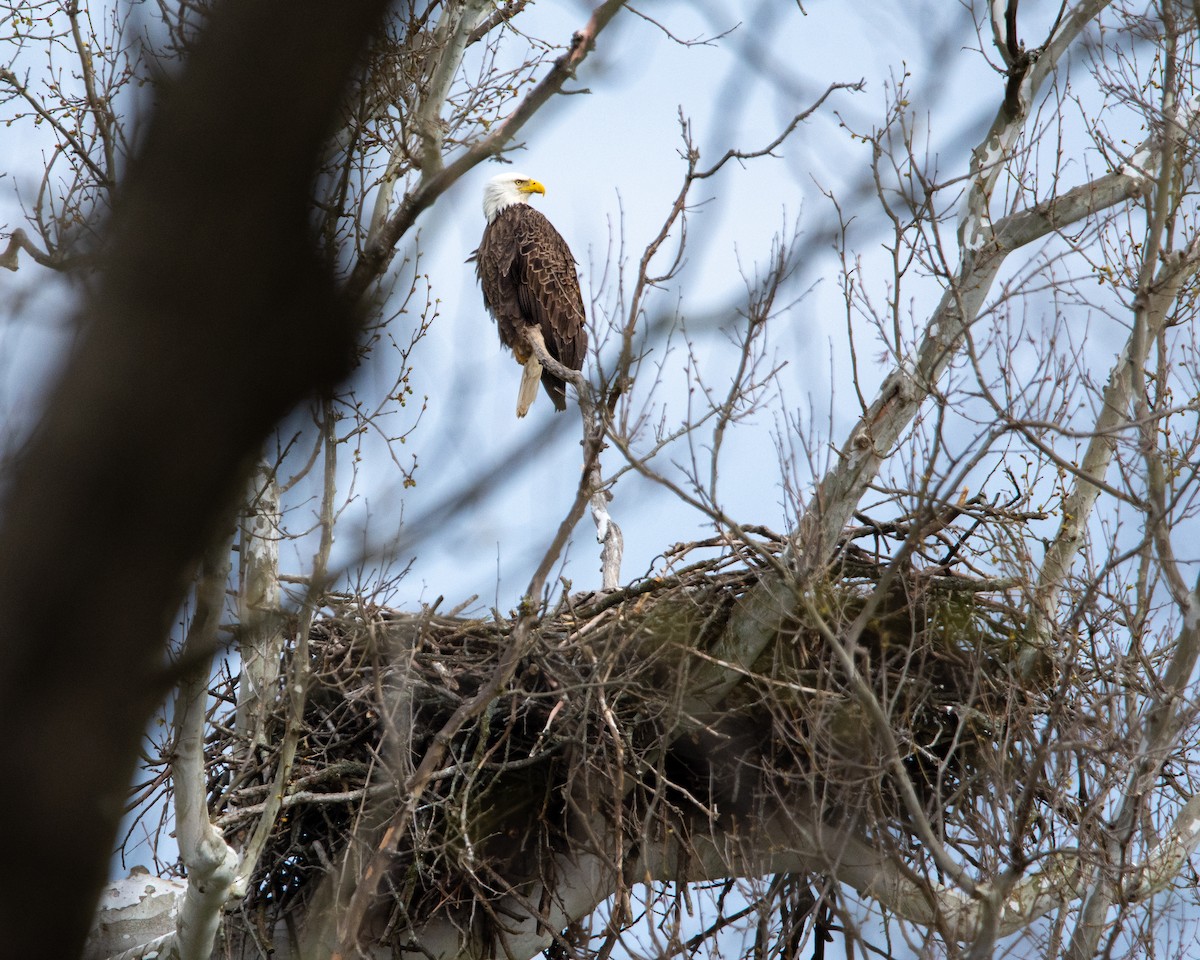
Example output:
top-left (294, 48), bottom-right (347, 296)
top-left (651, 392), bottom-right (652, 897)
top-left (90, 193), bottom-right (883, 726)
top-left (516, 357), bottom-right (542, 418)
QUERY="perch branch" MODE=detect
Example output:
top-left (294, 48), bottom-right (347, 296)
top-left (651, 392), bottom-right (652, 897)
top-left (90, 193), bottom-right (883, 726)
top-left (524, 325), bottom-right (624, 589)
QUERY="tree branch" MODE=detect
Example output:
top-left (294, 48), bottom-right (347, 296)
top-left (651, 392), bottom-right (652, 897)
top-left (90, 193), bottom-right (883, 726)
top-left (237, 404), bottom-right (339, 884)
top-left (168, 537), bottom-right (241, 960)
top-left (0, 226), bottom-right (61, 271)
top-left (523, 325), bottom-right (624, 588)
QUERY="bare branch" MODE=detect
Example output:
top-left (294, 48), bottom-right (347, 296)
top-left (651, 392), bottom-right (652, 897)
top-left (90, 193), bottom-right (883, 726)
top-left (796, 101), bottom-right (1171, 583)
top-left (0, 226), bottom-right (61, 271)
top-left (169, 536), bottom-right (240, 960)
top-left (237, 404), bottom-right (339, 884)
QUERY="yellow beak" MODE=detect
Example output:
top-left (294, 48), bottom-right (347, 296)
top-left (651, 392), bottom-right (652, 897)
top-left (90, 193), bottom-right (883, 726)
top-left (520, 179), bottom-right (546, 196)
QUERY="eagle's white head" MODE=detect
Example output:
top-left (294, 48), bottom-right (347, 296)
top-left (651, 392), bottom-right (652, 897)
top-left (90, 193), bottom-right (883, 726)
top-left (483, 172), bottom-right (546, 223)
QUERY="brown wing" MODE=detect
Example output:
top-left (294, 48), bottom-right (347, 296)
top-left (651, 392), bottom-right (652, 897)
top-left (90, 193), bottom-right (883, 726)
top-left (474, 211), bottom-right (525, 359)
top-left (475, 204), bottom-right (587, 411)
top-left (511, 206), bottom-right (588, 374)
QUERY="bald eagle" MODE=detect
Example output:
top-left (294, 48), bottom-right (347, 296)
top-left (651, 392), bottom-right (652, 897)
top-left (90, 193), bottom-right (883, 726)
top-left (472, 172), bottom-right (588, 417)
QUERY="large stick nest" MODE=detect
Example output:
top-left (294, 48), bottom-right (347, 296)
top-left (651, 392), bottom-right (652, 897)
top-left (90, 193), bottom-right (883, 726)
top-left (206, 533), bottom-right (1056, 945)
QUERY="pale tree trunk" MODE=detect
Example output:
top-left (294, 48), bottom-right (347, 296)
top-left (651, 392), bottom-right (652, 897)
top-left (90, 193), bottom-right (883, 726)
top-left (235, 459), bottom-right (283, 748)
top-left (169, 539), bottom-right (243, 960)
